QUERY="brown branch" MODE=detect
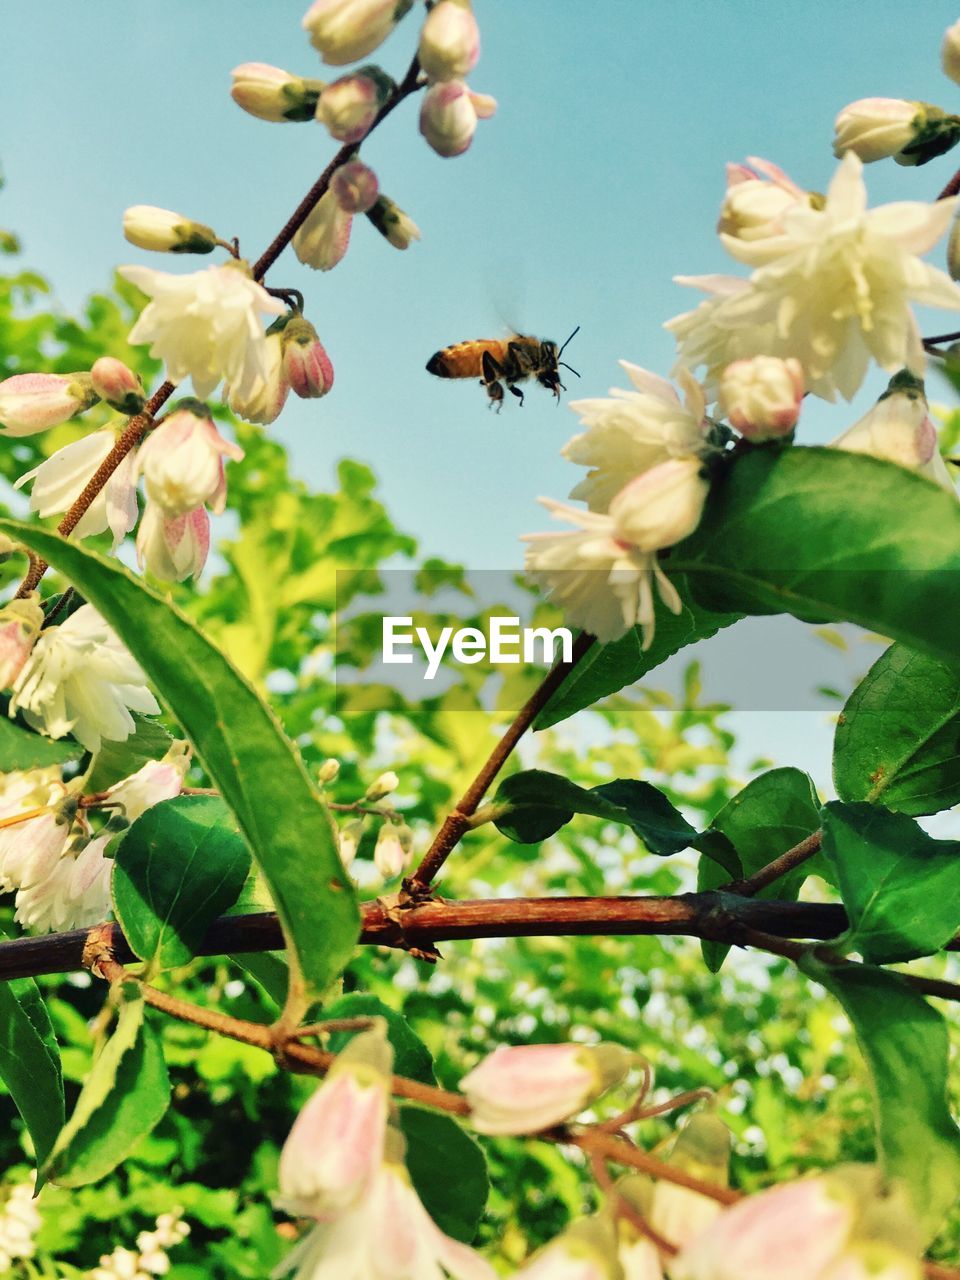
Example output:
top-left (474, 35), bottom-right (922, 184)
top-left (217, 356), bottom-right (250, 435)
top-left (12, 53), bottom-right (426, 600)
top-left (409, 632), bottom-right (596, 888)
top-left (724, 831), bottom-right (823, 897)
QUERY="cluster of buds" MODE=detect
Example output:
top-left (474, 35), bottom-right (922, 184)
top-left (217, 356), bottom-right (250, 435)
top-left (0, 1180), bottom-right (41, 1273)
top-left (89, 1209), bottom-right (190, 1280)
top-left (0, 355), bottom-right (145, 438)
top-left (417, 1), bottom-right (496, 157)
top-left (319, 763), bottom-right (415, 880)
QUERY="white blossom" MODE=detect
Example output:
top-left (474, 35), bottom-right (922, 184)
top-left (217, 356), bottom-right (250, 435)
top-left (106, 745), bottom-right (190, 824)
top-left (15, 429), bottom-right (140, 544)
top-left (15, 833), bottom-right (113, 933)
top-left (119, 263), bottom-right (285, 399)
top-left (668, 153), bottom-right (960, 401)
top-left (228, 331), bottom-right (290, 423)
top-left (419, 79), bottom-right (496, 157)
top-left (138, 403), bottom-right (243, 517)
top-left (0, 1181), bottom-right (41, 1272)
top-left (292, 190), bottom-right (353, 272)
top-left (9, 604), bottom-right (159, 751)
top-left (136, 502), bottom-right (210, 582)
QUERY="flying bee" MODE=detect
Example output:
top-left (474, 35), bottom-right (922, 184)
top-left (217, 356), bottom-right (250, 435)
top-left (426, 326), bottom-right (580, 409)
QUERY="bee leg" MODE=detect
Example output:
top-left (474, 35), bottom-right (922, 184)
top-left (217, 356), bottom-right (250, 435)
top-left (508, 384), bottom-right (525, 407)
top-left (484, 380), bottom-right (505, 411)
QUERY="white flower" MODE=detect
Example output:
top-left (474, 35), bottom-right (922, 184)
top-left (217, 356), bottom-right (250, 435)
top-left (106, 745), bottom-right (190, 824)
top-left (302, 0), bottom-right (414, 66)
top-left (563, 363), bottom-right (709, 511)
top-left (15, 429), bottom-right (140, 544)
top-left (136, 502), bottom-right (210, 582)
top-left (228, 331), bottom-right (290, 422)
top-left (275, 1160), bottom-right (496, 1280)
top-left (293, 190), bottom-right (353, 272)
top-left (419, 79), bottom-right (496, 157)
top-left (9, 604), bottom-right (159, 751)
top-left (0, 595), bottom-right (45, 690)
top-left (374, 824), bottom-right (409, 878)
top-left (15, 833), bottom-right (113, 933)
top-left (119, 263), bottom-right (285, 399)
top-left (524, 458), bottom-right (710, 647)
top-left (833, 99), bottom-right (925, 165)
top-left (0, 1181), bottom-right (41, 1272)
top-left (717, 158), bottom-right (808, 264)
top-left (668, 154), bottom-right (960, 400)
top-left (0, 786), bottom-right (74, 894)
top-left (138, 402), bottom-right (243, 516)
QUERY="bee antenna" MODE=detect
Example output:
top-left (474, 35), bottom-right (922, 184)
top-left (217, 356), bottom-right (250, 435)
top-left (559, 361), bottom-right (580, 378)
top-left (557, 325), bottom-right (580, 359)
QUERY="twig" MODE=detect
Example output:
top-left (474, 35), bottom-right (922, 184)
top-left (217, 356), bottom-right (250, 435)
top-left (409, 632), bottom-right (596, 888)
top-left (724, 831), bottom-right (822, 897)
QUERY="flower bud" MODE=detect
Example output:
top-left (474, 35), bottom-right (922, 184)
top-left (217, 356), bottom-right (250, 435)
top-left (89, 357), bottom-right (147, 415)
top-left (610, 457), bottom-right (710, 553)
top-left (833, 98), bottom-right (925, 164)
top-left (719, 356), bottom-right (803, 441)
top-left (419, 79), bottom-right (496, 157)
top-left (278, 1023), bottom-right (392, 1217)
top-left (281, 316), bottom-right (335, 398)
top-left (717, 158), bottom-right (808, 265)
top-left (316, 65), bottom-right (394, 142)
top-left (338, 818), bottom-right (364, 869)
top-left (418, 0), bottom-right (480, 82)
top-left (139, 399), bottom-right (244, 516)
top-left (647, 1114), bottom-right (729, 1251)
top-left (830, 371), bottom-right (936, 471)
top-left (230, 62), bottom-right (324, 122)
top-left (944, 19), bottom-right (960, 86)
top-left (519, 1214), bottom-right (622, 1280)
top-left (136, 502), bottom-right (210, 582)
top-left (374, 823), bottom-right (410, 879)
top-left (0, 595), bottom-right (44, 690)
top-left (331, 160), bottom-right (380, 213)
top-left (365, 194), bottom-right (421, 249)
top-left (318, 757), bottom-right (341, 783)
top-left (461, 1041), bottom-right (635, 1136)
top-left (122, 205), bottom-right (218, 255)
top-left (0, 372), bottom-right (99, 437)
top-left (227, 331), bottom-right (290, 424)
top-left (292, 190), bottom-right (353, 272)
top-left (365, 770), bottom-right (399, 801)
top-left (303, 0), bottom-right (415, 67)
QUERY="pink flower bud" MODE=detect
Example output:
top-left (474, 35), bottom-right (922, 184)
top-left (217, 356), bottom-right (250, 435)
top-left (0, 596), bottom-right (44, 690)
top-left (830, 374), bottom-right (935, 472)
top-left (230, 62), bottom-right (324, 122)
top-left (609, 457), bottom-right (709, 552)
top-left (122, 205), bottom-right (218, 254)
top-left (281, 317), bottom-right (335, 399)
top-left (365, 195), bottom-right (421, 249)
top-left (90, 357), bottom-right (147, 415)
top-left (136, 502), bottom-right (210, 582)
top-left (331, 160), bottom-right (380, 214)
top-left (719, 356), bottom-right (803, 441)
top-left (419, 79), bottom-right (496, 157)
top-left (418, 0), bottom-right (480, 82)
top-left (461, 1042), bottom-right (634, 1136)
top-left (0, 372), bottom-right (99, 437)
top-left (303, 0), bottom-right (415, 66)
top-left (138, 400), bottom-right (243, 516)
top-left (278, 1025), bottom-right (393, 1216)
top-left (316, 66), bottom-right (393, 143)
top-left (105, 744), bottom-right (190, 824)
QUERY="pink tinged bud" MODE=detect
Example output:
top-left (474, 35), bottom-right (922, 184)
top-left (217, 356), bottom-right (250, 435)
top-left (0, 372), bottom-right (99, 436)
top-left (609, 457), bottom-right (710, 552)
top-left (137, 501), bottom-right (210, 582)
top-left (122, 205), bottom-right (218, 254)
top-left (228, 332), bottom-right (290, 424)
top-left (418, 0), bottom-right (481, 82)
top-left (138, 400), bottom-right (243, 516)
top-left (338, 818), bottom-right (363, 868)
top-left (106, 745), bottom-right (190, 825)
top-left (331, 160), bottom-right (380, 213)
top-left (833, 98), bottom-right (925, 164)
top-left (830, 382), bottom-right (935, 470)
top-left (316, 67), bottom-right (393, 143)
top-left (279, 1025), bottom-right (392, 1216)
top-left (293, 190), bottom-right (353, 272)
top-left (302, 0), bottom-right (415, 66)
top-left (366, 194), bottom-right (421, 249)
top-left (461, 1042), bottom-right (634, 1136)
top-left (374, 824), bottom-right (411, 878)
top-left (719, 356), bottom-right (803, 440)
top-left (520, 1216), bottom-right (623, 1280)
top-left (0, 596), bottom-right (44, 690)
top-left (419, 79), bottom-right (497, 157)
top-left (944, 20), bottom-right (960, 87)
top-left (230, 62), bottom-right (324, 122)
top-left (90, 357), bottom-right (146, 415)
top-left (672, 1177), bottom-right (856, 1280)
top-left (281, 317), bottom-right (334, 398)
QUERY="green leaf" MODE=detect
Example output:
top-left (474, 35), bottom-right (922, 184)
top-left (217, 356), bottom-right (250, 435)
top-left (398, 1107), bottom-right (488, 1243)
top-left (804, 959), bottom-right (960, 1243)
top-left (674, 447), bottom-right (960, 662)
top-left (324, 994), bottom-right (436, 1085)
top-left (821, 802), bottom-right (960, 963)
top-left (83, 714), bottom-right (173, 794)
top-left (0, 715), bottom-right (83, 770)
top-left (0, 520), bottom-right (360, 1012)
top-left (45, 993), bottom-right (170, 1187)
top-left (699, 768), bottom-right (821, 972)
top-left (833, 643), bottom-right (960, 816)
top-left (0, 978), bottom-right (64, 1174)
top-left (535, 581), bottom-right (740, 729)
top-left (112, 795), bottom-right (251, 970)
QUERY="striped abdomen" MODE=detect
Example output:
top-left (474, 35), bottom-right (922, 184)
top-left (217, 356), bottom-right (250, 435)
top-left (426, 339), bottom-right (510, 379)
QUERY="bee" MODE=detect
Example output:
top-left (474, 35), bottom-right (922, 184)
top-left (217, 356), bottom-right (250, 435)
top-left (426, 326), bottom-right (580, 409)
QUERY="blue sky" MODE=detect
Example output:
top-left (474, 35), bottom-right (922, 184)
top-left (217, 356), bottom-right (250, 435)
top-left (3, 0), bottom-right (960, 786)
